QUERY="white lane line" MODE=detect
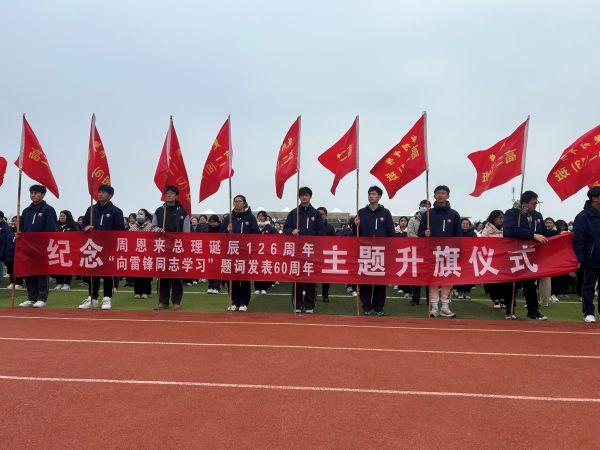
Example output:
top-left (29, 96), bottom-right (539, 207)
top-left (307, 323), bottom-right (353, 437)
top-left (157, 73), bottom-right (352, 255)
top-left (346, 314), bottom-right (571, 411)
top-left (0, 314), bottom-right (598, 336)
top-left (1, 336), bottom-right (598, 360)
top-left (0, 375), bottom-right (598, 403)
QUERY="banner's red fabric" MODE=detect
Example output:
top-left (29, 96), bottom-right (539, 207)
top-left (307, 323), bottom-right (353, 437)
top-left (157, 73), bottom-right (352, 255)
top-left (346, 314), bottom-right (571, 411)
top-left (15, 232), bottom-right (577, 285)
top-left (0, 156), bottom-right (6, 187)
top-left (199, 117), bottom-right (233, 202)
top-left (318, 117), bottom-right (358, 194)
top-left (275, 117), bottom-right (300, 199)
top-left (547, 123), bottom-right (600, 201)
top-left (154, 118), bottom-right (192, 214)
top-left (87, 115), bottom-right (111, 201)
top-left (468, 118), bottom-right (528, 197)
top-left (14, 116), bottom-right (59, 198)
top-left (370, 114), bottom-right (427, 199)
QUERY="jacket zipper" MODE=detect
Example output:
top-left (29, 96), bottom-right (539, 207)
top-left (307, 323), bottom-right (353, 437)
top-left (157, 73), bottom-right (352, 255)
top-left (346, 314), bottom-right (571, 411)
top-left (375, 217), bottom-right (378, 231)
top-left (100, 214), bottom-right (104, 226)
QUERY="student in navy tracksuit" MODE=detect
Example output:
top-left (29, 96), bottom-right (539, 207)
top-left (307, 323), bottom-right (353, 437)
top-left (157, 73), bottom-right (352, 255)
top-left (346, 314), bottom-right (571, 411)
top-left (206, 215), bottom-right (223, 294)
top-left (503, 190), bottom-right (549, 321)
top-left (284, 186), bottom-right (325, 313)
top-left (222, 195), bottom-right (260, 311)
top-left (80, 184), bottom-right (125, 310)
top-left (573, 187), bottom-right (600, 323)
top-left (153, 186), bottom-right (191, 309)
top-left (353, 186), bottom-right (395, 315)
top-left (418, 185), bottom-right (462, 318)
top-left (254, 210), bottom-right (276, 295)
top-left (318, 207), bottom-right (337, 303)
top-left (18, 185), bottom-right (58, 308)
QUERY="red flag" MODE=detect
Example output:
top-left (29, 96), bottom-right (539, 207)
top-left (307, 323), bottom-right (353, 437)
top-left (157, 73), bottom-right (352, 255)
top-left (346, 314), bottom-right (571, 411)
top-left (275, 116), bottom-right (300, 199)
top-left (370, 113), bottom-right (427, 198)
top-left (318, 117), bottom-right (358, 195)
top-left (0, 156), bottom-right (6, 187)
top-left (468, 118), bottom-right (528, 197)
top-left (199, 117), bottom-right (233, 202)
top-left (87, 114), bottom-right (111, 201)
top-left (154, 117), bottom-right (192, 214)
top-left (14, 115), bottom-right (59, 198)
top-left (547, 124), bottom-right (600, 201)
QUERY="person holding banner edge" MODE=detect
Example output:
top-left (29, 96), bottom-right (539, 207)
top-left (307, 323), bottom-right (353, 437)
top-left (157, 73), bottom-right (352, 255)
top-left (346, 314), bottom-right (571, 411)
top-left (353, 185), bottom-right (395, 315)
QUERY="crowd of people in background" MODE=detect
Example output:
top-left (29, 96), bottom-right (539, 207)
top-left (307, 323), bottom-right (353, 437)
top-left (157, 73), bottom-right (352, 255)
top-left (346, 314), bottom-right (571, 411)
top-left (0, 183), bottom-right (598, 323)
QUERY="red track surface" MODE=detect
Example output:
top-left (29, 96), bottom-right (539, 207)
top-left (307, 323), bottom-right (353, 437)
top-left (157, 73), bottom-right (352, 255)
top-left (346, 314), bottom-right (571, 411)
top-left (1, 309), bottom-right (599, 448)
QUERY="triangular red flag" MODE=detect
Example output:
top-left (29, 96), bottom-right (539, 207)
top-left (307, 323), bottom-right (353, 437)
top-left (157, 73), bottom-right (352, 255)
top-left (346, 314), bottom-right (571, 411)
top-left (318, 117), bottom-right (358, 195)
top-left (87, 114), bottom-right (111, 201)
top-left (468, 118), bottom-right (528, 197)
top-left (275, 116), bottom-right (300, 199)
top-left (154, 117), bottom-right (192, 214)
top-left (14, 115), bottom-right (59, 198)
top-left (370, 113), bottom-right (427, 198)
top-left (547, 124), bottom-right (600, 201)
top-left (0, 156), bottom-right (7, 187)
top-left (199, 117), bottom-right (233, 202)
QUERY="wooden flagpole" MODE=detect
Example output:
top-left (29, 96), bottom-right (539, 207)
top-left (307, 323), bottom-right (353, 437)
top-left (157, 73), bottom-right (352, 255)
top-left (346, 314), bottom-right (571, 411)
top-left (11, 115), bottom-right (26, 308)
top-left (354, 115), bottom-right (360, 316)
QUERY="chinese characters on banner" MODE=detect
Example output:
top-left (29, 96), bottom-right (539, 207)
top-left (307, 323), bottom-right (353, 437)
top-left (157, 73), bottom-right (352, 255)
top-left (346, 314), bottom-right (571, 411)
top-left (15, 232), bottom-right (578, 285)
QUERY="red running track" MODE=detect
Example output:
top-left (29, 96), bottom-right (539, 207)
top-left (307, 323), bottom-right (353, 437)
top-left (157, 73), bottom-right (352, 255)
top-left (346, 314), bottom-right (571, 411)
top-left (0, 309), bottom-right (599, 448)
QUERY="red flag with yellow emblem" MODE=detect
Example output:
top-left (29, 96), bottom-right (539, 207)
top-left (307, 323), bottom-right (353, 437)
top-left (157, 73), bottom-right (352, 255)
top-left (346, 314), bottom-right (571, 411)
top-left (199, 117), bottom-right (233, 202)
top-left (318, 117), bottom-right (358, 195)
top-left (275, 116), bottom-right (300, 199)
top-left (14, 115), bottom-right (59, 198)
top-left (547, 124), bottom-right (600, 201)
top-left (468, 118), bottom-right (528, 197)
top-left (370, 113), bottom-right (427, 198)
top-left (87, 114), bottom-right (111, 201)
top-left (154, 117), bottom-right (192, 214)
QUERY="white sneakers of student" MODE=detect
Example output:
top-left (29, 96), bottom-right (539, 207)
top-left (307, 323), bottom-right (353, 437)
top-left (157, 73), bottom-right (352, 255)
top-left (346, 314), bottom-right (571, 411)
top-left (141, 294), bottom-right (148, 299)
top-left (440, 305), bottom-right (456, 318)
top-left (260, 290), bottom-right (267, 295)
top-left (33, 301), bottom-right (46, 308)
top-left (550, 295), bottom-right (560, 303)
top-left (254, 290), bottom-right (260, 295)
top-left (238, 305), bottom-right (248, 311)
top-left (207, 289), bottom-right (218, 294)
top-left (78, 297), bottom-right (98, 309)
top-left (53, 284), bottom-right (64, 290)
top-left (584, 315), bottom-right (596, 323)
top-left (61, 285), bottom-right (70, 291)
top-left (101, 297), bottom-right (112, 310)
top-left (19, 300), bottom-right (34, 307)
top-left (134, 294), bottom-right (141, 299)
top-left (227, 305), bottom-right (237, 311)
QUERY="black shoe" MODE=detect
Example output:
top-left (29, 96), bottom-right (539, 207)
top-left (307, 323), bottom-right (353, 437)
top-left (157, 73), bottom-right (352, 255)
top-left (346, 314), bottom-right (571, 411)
top-left (376, 311), bottom-right (385, 316)
top-left (410, 301), bottom-right (419, 306)
top-left (527, 312), bottom-right (548, 321)
top-left (362, 309), bottom-right (372, 315)
top-left (323, 296), bottom-right (329, 303)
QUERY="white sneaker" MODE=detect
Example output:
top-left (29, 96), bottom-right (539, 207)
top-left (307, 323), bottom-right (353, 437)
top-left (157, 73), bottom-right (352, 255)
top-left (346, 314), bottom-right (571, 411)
top-left (440, 306), bottom-right (456, 318)
top-left (550, 295), bottom-right (560, 303)
top-left (19, 300), bottom-right (34, 307)
top-left (134, 294), bottom-right (141, 299)
top-left (238, 305), bottom-right (248, 311)
top-left (295, 309), bottom-right (302, 313)
top-left (78, 297), bottom-right (98, 309)
top-left (101, 297), bottom-right (111, 310)
top-left (254, 290), bottom-right (260, 295)
top-left (305, 309), bottom-right (314, 314)
top-left (227, 305), bottom-right (237, 311)
top-left (15, 284), bottom-right (22, 289)
top-left (53, 284), bottom-right (64, 290)
top-left (584, 315), bottom-right (596, 323)
top-left (61, 285), bottom-right (70, 291)
top-left (192, 281), bottom-right (198, 285)
top-left (141, 294), bottom-right (148, 299)
top-left (207, 289), bottom-right (216, 294)
top-left (7, 283), bottom-right (14, 289)
top-left (346, 286), bottom-right (353, 293)
top-left (352, 291), bottom-right (357, 297)
top-left (430, 304), bottom-right (439, 318)
top-left (33, 300), bottom-right (46, 308)
top-left (260, 290), bottom-right (267, 295)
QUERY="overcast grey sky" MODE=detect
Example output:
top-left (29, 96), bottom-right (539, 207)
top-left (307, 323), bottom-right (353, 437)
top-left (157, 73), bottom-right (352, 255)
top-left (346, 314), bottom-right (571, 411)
top-left (1, 0), bottom-right (598, 221)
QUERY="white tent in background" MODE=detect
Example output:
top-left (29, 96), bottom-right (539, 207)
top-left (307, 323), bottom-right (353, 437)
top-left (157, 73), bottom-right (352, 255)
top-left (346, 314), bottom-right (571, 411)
top-left (331, 208), bottom-right (343, 213)
top-left (201, 208), bottom-right (215, 215)
top-left (281, 206), bottom-right (291, 212)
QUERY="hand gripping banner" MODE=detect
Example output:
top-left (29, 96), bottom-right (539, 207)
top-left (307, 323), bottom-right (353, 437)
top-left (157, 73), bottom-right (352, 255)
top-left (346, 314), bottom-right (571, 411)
top-left (15, 232), bottom-right (577, 285)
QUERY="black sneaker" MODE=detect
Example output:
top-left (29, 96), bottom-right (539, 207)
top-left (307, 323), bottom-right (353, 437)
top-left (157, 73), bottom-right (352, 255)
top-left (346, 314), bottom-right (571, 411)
top-left (362, 309), bottom-right (373, 316)
top-left (527, 312), bottom-right (548, 321)
top-left (375, 311), bottom-right (385, 316)
top-left (410, 301), bottom-right (419, 306)
top-left (322, 296), bottom-right (329, 303)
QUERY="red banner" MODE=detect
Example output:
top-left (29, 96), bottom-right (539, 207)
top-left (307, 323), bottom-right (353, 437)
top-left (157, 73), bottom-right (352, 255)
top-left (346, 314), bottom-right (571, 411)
top-left (15, 232), bottom-right (577, 285)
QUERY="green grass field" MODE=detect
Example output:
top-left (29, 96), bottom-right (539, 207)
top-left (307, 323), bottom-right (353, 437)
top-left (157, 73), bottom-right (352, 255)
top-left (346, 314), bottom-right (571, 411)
top-left (0, 277), bottom-right (592, 323)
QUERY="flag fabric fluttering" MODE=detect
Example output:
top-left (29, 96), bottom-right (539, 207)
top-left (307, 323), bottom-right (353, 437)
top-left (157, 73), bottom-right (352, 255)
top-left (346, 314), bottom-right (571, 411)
top-left (370, 113), bottom-right (427, 198)
top-left (87, 114), bottom-right (111, 201)
top-left (154, 117), bottom-right (192, 214)
top-left (318, 117), bottom-right (358, 195)
top-left (467, 118), bottom-right (529, 197)
top-left (14, 115), bottom-right (59, 198)
top-left (275, 116), bottom-right (300, 199)
top-left (199, 117), bottom-right (233, 202)
top-left (0, 156), bottom-right (7, 187)
top-left (547, 123), bottom-right (600, 201)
